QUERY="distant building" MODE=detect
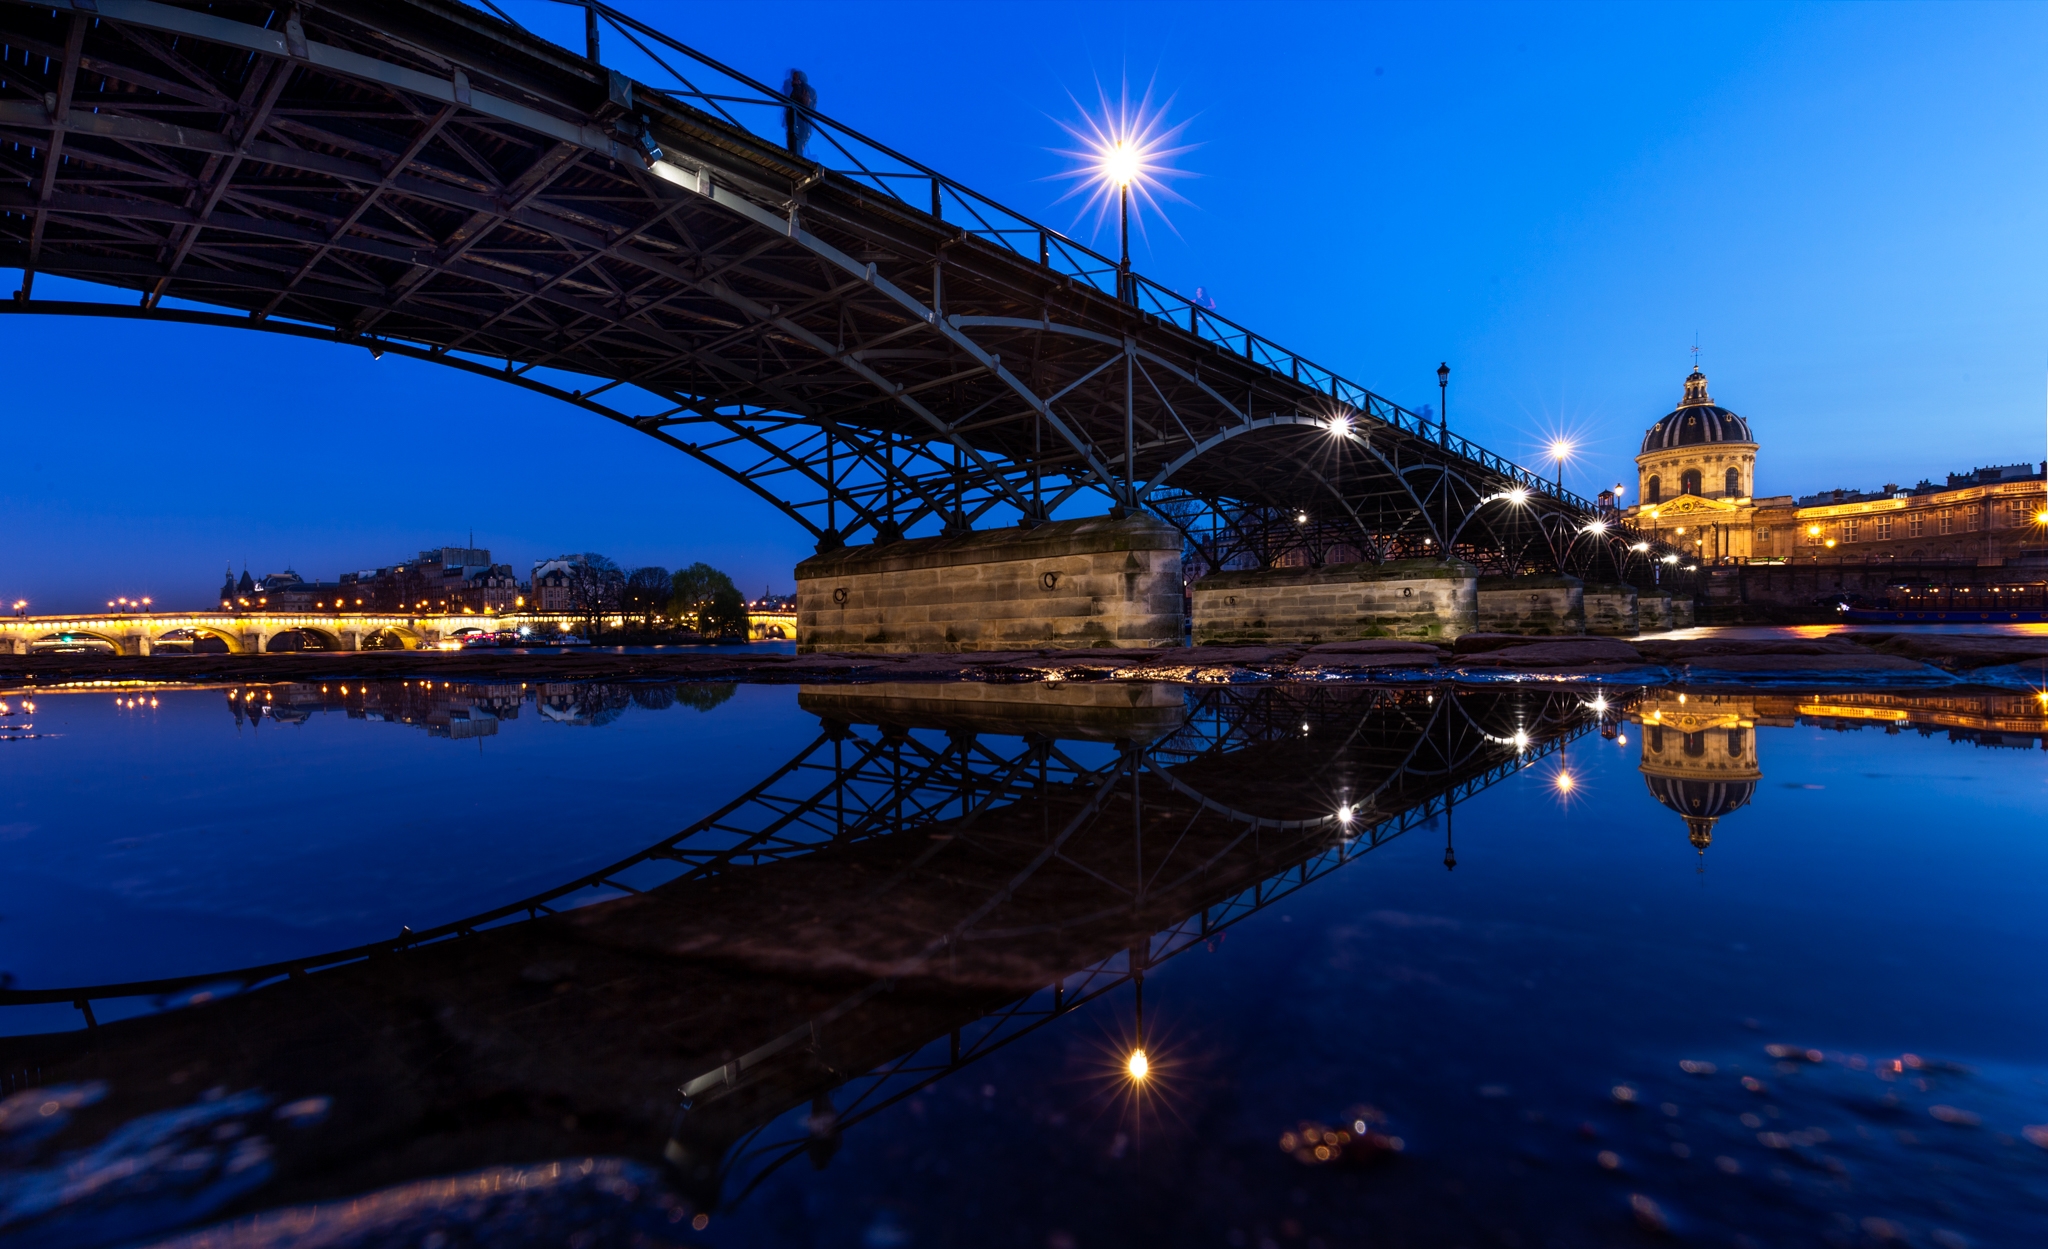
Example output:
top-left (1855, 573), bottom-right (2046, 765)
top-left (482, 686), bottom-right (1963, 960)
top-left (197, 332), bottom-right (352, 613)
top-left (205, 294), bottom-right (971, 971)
top-left (340, 548), bottom-right (523, 614)
top-left (1623, 367), bottom-right (2047, 565)
top-left (220, 567), bottom-right (347, 612)
top-left (218, 549), bottom-right (524, 614)
top-left (531, 556), bottom-right (600, 612)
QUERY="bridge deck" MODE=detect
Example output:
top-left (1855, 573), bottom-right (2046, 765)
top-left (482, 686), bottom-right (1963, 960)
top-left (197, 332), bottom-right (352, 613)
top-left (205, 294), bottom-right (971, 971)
top-left (0, 0), bottom-right (1657, 578)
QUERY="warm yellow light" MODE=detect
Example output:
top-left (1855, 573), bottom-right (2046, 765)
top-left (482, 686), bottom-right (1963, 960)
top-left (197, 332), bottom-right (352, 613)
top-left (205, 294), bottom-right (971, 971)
top-left (1825, 538), bottom-right (1837, 548)
top-left (1549, 439), bottom-right (1573, 462)
top-left (1554, 770), bottom-right (1575, 793)
top-left (1807, 524), bottom-right (1821, 536)
top-left (1127, 1049), bottom-right (1150, 1081)
top-left (1101, 139), bottom-right (1141, 188)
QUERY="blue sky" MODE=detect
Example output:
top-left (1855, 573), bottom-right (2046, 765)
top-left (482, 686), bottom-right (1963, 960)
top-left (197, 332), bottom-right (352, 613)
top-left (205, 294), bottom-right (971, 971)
top-left (7, 0), bottom-right (2048, 610)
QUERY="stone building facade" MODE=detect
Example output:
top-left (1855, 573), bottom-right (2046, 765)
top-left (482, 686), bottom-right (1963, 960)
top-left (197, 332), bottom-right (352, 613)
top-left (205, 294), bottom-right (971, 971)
top-left (1623, 367), bottom-right (2046, 567)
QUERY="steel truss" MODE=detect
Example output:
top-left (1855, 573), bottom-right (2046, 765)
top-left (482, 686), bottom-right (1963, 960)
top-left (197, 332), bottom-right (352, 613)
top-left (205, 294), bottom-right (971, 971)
top-left (0, 0), bottom-right (1677, 572)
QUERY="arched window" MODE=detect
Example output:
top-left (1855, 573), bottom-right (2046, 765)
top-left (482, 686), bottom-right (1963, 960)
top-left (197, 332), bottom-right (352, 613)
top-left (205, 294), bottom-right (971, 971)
top-left (1646, 476), bottom-right (1662, 504)
top-left (1725, 467), bottom-right (1741, 497)
top-left (1727, 728), bottom-right (1746, 757)
top-left (1680, 469), bottom-right (1703, 497)
top-left (1649, 726), bottom-right (1664, 752)
top-left (1682, 731), bottom-right (1706, 757)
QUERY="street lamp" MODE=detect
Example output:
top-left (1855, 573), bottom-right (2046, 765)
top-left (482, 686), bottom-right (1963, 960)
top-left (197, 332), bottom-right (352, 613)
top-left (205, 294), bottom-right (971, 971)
top-left (1099, 139), bottom-right (1140, 301)
top-left (1549, 439), bottom-right (1573, 490)
top-left (1436, 362), bottom-right (1450, 443)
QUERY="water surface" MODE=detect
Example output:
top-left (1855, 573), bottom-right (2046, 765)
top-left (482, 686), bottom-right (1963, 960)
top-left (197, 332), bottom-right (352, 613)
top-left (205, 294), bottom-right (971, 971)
top-left (2, 677), bottom-right (2044, 1248)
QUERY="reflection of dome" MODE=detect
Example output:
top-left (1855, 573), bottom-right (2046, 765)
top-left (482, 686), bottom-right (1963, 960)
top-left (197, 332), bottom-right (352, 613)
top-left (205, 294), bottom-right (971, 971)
top-left (1640, 369), bottom-right (1753, 453)
top-left (1643, 774), bottom-right (1756, 852)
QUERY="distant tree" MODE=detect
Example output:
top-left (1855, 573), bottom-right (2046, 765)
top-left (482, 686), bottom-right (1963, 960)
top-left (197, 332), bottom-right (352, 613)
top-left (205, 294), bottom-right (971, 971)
top-left (669, 563), bottom-right (751, 637)
top-left (623, 565), bottom-right (672, 630)
top-left (564, 553), bottom-right (624, 637)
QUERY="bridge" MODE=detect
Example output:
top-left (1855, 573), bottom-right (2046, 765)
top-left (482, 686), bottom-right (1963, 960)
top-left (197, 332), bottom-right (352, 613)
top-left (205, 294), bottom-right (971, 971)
top-left (0, 606), bottom-right (579, 653)
top-left (0, 0), bottom-right (1680, 651)
top-left (0, 606), bottom-right (798, 652)
top-left (0, 679), bottom-right (1608, 1224)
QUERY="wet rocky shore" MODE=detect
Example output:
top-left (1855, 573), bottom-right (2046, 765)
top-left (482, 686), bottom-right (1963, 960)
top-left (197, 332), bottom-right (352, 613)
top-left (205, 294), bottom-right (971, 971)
top-left (4, 632), bottom-right (2046, 690)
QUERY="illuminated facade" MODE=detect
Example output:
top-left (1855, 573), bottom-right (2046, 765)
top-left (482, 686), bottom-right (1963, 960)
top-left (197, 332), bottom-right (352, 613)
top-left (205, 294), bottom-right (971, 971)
top-left (1625, 368), bottom-right (1778, 563)
top-left (1624, 367), bottom-right (2048, 565)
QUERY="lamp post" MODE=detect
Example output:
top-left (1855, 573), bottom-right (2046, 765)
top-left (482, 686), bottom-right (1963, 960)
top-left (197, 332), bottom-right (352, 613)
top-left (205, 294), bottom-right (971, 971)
top-left (1436, 362), bottom-right (1450, 446)
top-left (1119, 179), bottom-right (1131, 303)
top-left (1549, 440), bottom-right (1572, 491)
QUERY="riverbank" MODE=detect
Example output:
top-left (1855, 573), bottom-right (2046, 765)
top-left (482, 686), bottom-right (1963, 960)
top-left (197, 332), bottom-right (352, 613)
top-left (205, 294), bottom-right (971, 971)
top-left (4, 631), bottom-right (2047, 691)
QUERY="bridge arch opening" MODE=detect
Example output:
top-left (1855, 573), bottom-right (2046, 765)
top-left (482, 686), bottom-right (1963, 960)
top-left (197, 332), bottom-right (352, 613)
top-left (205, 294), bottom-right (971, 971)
top-left (362, 626), bottom-right (425, 651)
top-left (153, 626), bottom-right (238, 654)
top-left (266, 627), bottom-right (343, 653)
top-left (28, 631), bottom-right (121, 655)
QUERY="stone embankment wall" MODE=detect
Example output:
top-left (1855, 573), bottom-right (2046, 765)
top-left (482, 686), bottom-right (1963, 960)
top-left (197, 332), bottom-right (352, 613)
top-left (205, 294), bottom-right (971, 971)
top-left (1191, 559), bottom-right (1479, 643)
top-left (1583, 584), bottom-right (1640, 636)
top-left (1475, 575), bottom-right (1584, 635)
top-left (794, 516), bottom-right (1183, 653)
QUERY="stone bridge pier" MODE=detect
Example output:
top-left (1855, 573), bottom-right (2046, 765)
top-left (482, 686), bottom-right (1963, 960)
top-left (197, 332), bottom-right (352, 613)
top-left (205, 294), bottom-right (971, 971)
top-left (795, 515), bottom-right (1184, 653)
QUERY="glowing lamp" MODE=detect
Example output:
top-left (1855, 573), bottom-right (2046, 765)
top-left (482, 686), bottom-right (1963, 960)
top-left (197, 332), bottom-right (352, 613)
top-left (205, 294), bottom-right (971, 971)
top-left (1506, 488), bottom-right (1529, 506)
top-left (1328, 415), bottom-right (1352, 438)
top-left (1127, 1049), bottom-right (1150, 1081)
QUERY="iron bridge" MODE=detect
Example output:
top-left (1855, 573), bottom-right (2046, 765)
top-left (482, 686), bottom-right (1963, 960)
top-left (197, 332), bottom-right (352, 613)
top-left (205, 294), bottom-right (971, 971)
top-left (1, 0), bottom-right (1667, 578)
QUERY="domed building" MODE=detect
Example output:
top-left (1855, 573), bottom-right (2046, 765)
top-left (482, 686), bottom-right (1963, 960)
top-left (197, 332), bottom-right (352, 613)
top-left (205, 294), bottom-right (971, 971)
top-left (1635, 694), bottom-right (1761, 864)
top-left (1623, 368), bottom-right (1779, 563)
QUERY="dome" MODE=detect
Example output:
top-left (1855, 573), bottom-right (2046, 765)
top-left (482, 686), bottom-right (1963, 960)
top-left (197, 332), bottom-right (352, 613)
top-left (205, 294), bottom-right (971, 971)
top-left (1643, 774), bottom-right (1756, 853)
top-left (1640, 368), bottom-right (1753, 453)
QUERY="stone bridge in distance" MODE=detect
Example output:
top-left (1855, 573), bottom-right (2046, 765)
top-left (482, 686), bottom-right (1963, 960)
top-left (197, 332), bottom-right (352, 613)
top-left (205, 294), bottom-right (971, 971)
top-left (0, 0), bottom-right (1687, 648)
top-left (0, 609), bottom-right (799, 654)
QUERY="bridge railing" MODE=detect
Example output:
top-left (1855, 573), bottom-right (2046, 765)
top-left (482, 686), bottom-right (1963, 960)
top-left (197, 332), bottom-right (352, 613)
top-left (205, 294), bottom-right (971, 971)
top-left (526, 2), bottom-right (1594, 514)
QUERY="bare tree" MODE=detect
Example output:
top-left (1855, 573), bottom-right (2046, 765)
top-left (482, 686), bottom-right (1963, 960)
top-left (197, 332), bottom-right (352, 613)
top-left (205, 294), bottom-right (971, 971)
top-left (622, 566), bottom-right (673, 631)
top-left (564, 553), bottom-right (624, 637)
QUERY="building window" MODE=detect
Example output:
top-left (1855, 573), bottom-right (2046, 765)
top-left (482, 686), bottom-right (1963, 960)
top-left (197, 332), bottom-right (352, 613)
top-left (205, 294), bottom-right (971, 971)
top-left (1938, 509), bottom-right (1954, 535)
top-left (1965, 505), bottom-right (1980, 532)
top-left (1845, 519), bottom-right (1860, 543)
top-left (1875, 515), bottom-right (1893, 541)
top-left (1724, 468), bottom-right (1741, 497)
top-left (1908, 514), bottom-right (1925, 539)
top-left (1755, 526), bottom-right (1772, 547)
top-left (2008, 498), bottom-right (2033, 526)
top-left (1646, 476), bottom-right (1661, 504)
top-left (1680, 469), bottom-right (1703, 496)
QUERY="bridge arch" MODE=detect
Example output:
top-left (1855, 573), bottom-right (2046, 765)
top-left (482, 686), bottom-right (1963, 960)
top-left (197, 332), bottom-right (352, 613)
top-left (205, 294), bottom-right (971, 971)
top-left (151, 625), bottom-right (242, 654)
top-left (265, 626), bottom-right (344, 653)
top-left (27, 629), bottom-right (123, 655)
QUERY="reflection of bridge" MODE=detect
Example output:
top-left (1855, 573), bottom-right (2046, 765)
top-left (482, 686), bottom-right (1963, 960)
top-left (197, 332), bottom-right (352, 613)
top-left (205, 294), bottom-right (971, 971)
top-left (0, 0), bottom-right (1675, 652)
top-left (0, 680), bottom-right (1604, 1231)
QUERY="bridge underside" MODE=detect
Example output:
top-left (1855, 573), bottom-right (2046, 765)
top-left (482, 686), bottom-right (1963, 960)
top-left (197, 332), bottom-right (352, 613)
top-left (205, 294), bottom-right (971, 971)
top-left (0, 0), bottom-right (1673, 598)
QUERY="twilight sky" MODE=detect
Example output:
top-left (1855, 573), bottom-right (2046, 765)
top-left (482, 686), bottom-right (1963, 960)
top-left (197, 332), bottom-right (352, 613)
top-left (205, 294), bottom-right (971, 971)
top-left (7, 0), bottom-right (2048, 611)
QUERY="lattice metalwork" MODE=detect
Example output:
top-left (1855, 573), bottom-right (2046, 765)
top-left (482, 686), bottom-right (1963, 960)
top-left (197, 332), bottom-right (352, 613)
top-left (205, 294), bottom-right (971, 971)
top-left (0, 0), bottom-right (1675, 572)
